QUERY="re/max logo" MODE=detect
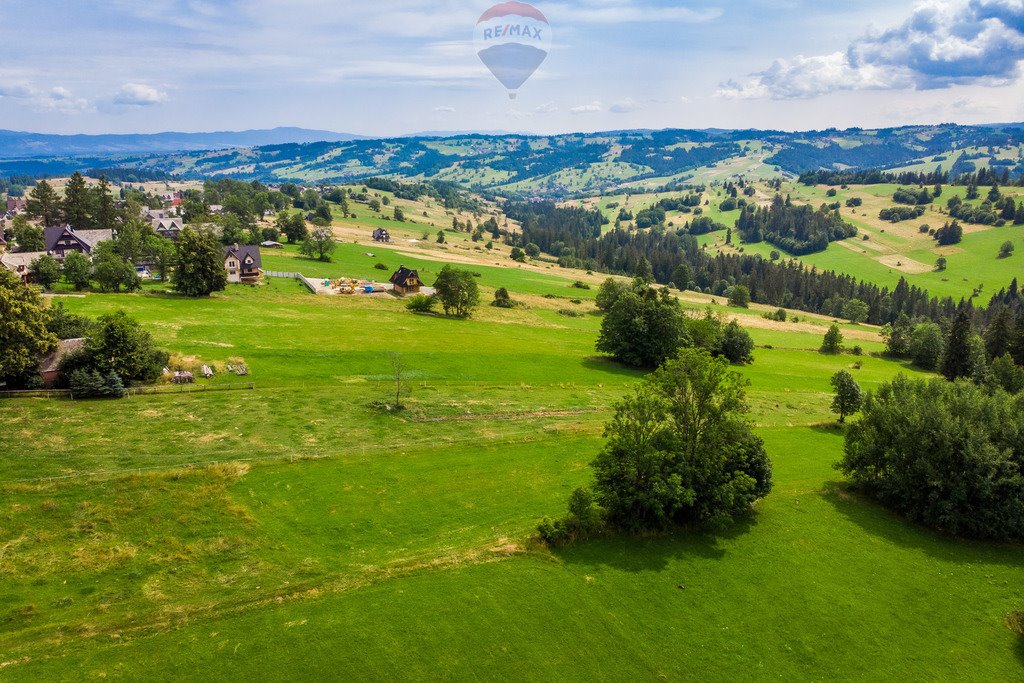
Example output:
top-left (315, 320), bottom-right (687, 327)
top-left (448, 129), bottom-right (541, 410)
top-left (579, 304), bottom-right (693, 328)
top-left (482, 24), bottom-right (543, 40)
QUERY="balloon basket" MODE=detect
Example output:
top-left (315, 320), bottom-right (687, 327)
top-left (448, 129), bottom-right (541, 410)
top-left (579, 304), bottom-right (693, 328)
top-left (509, 92), bottom-right (518, 100)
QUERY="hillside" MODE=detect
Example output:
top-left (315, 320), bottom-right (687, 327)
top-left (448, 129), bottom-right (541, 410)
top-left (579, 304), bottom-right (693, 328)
top-left (0, 127), bottom-right (366, 158)
top-left (3, 124), bottom-right (1024, 199)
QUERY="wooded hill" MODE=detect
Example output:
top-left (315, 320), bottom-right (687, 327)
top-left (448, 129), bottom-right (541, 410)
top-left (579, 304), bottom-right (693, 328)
top-left (5, 123), bottom-right (1024, 199)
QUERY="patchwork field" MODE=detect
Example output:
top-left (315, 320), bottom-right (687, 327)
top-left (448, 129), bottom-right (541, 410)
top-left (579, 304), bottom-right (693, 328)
top-left (3, 246), bottom-right (1024, 678)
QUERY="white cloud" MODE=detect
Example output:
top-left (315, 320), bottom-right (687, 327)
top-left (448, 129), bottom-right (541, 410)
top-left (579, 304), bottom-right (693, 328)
top-left (571, 101), bottom-right (603, 114)
top-left (719, 0), bottom-right (1024, 100)
top-left (113, 83), bottom-right (168, 106)
top-left (434, 105), bottom-right (456, 113)
top-left (534, 102), bottom-right (559, 114)
top-left (609, 97), bottom-right (642, 113)
top-left (0, 82), bottom-right (91, 112)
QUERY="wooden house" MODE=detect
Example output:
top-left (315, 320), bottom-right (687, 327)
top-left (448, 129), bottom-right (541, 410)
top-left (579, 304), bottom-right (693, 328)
top-left (373, 228), bottom-right (391, 243)
top-left (390, 265), bottom-right (422, 295)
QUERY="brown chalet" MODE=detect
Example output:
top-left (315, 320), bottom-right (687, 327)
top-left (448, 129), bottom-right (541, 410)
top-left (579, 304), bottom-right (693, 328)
top-left (390, 266), bottom-right (422, 295)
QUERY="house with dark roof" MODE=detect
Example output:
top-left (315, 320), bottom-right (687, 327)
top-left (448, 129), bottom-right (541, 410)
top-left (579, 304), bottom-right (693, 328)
top-left (6, 198), bottom-right (26, 213)
top-left (372, 228), bottom-right (391, 243)
top-left (39, 338), bottom-right (86, 388)
top-left (153, 217), bottom-right (184, 241)
top-left (44, 226), bottom-right (112, 259)
top-left (389, 265), bottom-right (422, 295)
top-left (224, 244), bottom-right (262, 284)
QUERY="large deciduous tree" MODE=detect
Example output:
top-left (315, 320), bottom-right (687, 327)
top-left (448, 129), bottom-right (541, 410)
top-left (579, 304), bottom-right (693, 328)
top-left (173, 227), bottom-right (227, 297)
top-left (0, 268), bottom-right (57, 381)
top-left (432, 265), bottom-right (480, 318)
top-left (591, 349), bottom-right (772, 531)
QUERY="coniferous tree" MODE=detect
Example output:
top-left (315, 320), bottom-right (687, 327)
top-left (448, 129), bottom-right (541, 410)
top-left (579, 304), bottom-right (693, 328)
top-left (91, 176), bottom-right (120, 228)
top-left (26, 180), bottom-right (62, 226)
top-left (62, 172), bottom-right (95, 230)
top-left (986, 305), bottom-right (1015, 360)
top-left (942, 310), bottom-right (975, 380)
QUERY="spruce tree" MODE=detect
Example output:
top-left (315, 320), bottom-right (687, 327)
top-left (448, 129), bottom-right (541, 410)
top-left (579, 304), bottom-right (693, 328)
top-left (985, 305), bottom-right (1015, 360)
top-left (104, 370), bottom-right (127, 398)
top-left (62, 172), bottom-right (95, 230)
top-left (26, 179), bottom-right (63, 226)
top-left (942, 310), bottom-right (974, 381)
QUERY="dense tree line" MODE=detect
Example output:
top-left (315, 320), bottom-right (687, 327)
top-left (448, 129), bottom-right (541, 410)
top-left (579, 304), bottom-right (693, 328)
top-left (509, 201), bottom-right (973, 327)
top-left (840, 375), bottom-right (1024, 541)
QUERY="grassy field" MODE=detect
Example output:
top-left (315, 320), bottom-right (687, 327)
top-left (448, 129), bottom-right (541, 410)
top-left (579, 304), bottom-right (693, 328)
top-left (3, 263), bottom-right (1024, 678)
top-left (679, 180), bottom-right (1024, 302)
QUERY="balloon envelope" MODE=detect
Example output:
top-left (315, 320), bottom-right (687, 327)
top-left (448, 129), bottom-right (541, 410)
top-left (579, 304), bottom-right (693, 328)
top-left (474, 2), bottom-right (551, 96)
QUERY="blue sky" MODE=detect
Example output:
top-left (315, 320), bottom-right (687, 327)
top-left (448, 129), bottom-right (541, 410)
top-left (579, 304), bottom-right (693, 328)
top-left (0, 0), bottom-right (1022, 135)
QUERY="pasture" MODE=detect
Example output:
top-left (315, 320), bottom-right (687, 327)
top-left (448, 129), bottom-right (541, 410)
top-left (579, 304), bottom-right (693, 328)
top-left (3, 266), bottom-right (1024, 679)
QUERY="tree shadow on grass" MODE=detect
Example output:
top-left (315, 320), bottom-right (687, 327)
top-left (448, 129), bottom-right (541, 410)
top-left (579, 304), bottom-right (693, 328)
top-left (580, 356), bottom-right (646, 379)
top-left (821, 481), bottom-right (1024, 570)
top-left (553, 514), bottom-right (759, 574)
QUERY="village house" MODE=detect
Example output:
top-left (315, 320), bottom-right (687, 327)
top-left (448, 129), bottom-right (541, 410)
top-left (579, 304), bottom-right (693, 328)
top-left (6, 198), bottom-right (27, 214)
top-left (44, 226), bottom-right (113, 259)
top-left (152, 217), bottom-right (184, 241)
top-left (372, 228), bottom-right (391, 243)
top-left (389, 265), bottom-right (422, 295)
top-left (38, 338), bottom-right (86, 388)
top-left (223, 244), bottom-right (262, 284)
top-left (0, 251), bottom-right (44, 284)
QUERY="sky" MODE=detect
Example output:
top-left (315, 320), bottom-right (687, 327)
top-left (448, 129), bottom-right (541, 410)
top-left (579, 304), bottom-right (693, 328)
top-left (0, 0), bottom-right (1022, 136)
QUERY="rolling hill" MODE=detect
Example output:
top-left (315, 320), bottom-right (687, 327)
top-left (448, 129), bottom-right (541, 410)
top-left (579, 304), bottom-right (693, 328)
top-left (3, 123), bottom-right (1024, 199)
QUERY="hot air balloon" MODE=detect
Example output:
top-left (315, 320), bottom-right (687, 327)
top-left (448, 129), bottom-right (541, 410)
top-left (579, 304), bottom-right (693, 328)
top-left (474, 2), bottom-right (551, 100)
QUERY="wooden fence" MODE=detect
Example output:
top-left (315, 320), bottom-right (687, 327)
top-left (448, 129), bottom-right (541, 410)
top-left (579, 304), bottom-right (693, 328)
top-left (0, 382), bottom-right (255, 400)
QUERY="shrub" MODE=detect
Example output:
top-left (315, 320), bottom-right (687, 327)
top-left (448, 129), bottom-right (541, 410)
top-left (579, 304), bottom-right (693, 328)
top-left (405, 294), bottom-right (436, 313)
top-left (374, 262), bottom-right (389, 271)
top-left (537, 488), bottom-right (604, 546)
top-left (492, 288), bottom-right (515, 309)
top-left (570, 280), bottom-right (591, 290)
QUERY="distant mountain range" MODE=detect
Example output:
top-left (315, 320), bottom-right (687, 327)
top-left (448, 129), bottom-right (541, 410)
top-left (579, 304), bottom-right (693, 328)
top-left (2, 123), bottom-right (1023, 198)
top-left (0, 127), bottom-right (368, 158)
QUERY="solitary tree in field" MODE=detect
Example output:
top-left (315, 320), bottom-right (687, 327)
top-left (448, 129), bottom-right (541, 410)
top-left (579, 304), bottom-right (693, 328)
top-left (433, 265), bottom-right (480, 318)
top-left (300, 228), bottom-right (336, 262)
top-left (935, 256), bottom-right (948, 272)
top-left (590, 349), bottom-right (772, 531)
top-left (1000, 241), bottom-right (1016, 259)
top-left (831, 370), bottom-right (863, 423)
top-left (821, 324), bottom-right (844, 354)
top-left (388, 351), bottom-right (410, 410)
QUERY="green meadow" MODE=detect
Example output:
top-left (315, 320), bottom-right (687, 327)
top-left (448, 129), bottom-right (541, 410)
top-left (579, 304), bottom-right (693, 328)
top-left (3, 265), bottom-right (1024, 679)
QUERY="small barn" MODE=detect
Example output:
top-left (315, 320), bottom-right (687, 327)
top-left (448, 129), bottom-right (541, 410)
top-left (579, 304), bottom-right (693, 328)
top-left (390, 266), bottom-right (422, 295)
top-left (372, 228), bottom-right (391, 243)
